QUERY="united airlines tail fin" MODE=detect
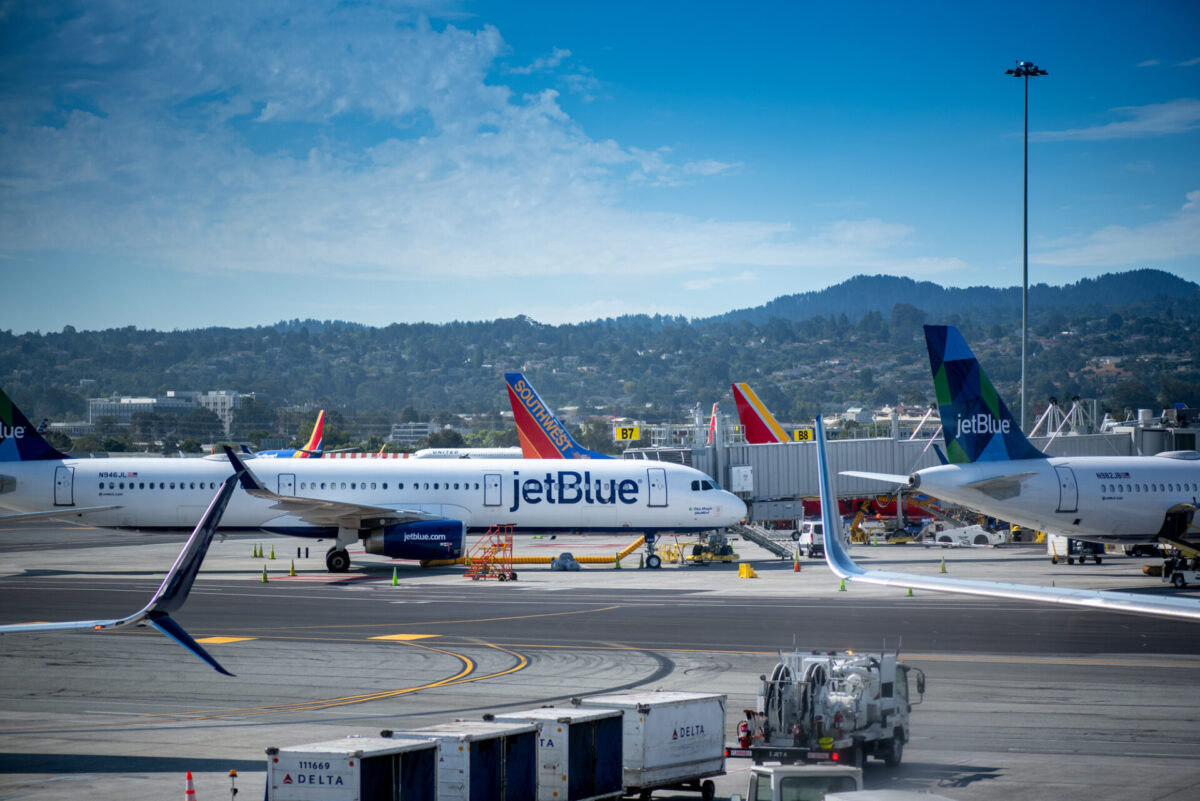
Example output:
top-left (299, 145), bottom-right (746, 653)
top-left (504, 372), bottom-right (610, 459)
top-left (731, 382), bottom-right (789, 444)
top-left (0, 388), bottom-right (67, 462)
top-left (924, 325), bottom-right (1044, 464)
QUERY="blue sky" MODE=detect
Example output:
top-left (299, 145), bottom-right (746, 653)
top-left (2, 1), bottom-right (1198, 333)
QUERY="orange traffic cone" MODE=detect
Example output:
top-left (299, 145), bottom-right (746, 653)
top-left (185, 771), bottom-right (197, 800)
top-left (793, 558), bottom-right (801, 573)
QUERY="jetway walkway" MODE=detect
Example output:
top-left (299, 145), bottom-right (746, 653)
top-left (732, 523), bottom-right (796, 560)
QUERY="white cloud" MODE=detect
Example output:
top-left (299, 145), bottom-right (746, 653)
top-left (1179, 57), bottom-right (1200, 67)
top-left (509, 47), bottom-right (572, 75)
top-left (0, 1), bottom-right (970, 323)
top-left (1137, 59), bottom-right (1161, 67)
top-left (1036, 191), bottom-right (1200, 267)
top-left (1032, 98), bottom-right (1200, 141)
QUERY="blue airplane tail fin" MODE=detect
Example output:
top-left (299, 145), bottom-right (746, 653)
top-left (0, 388), bottom-right (67, 462)
top-left (924, 325), bottom-right (1045, 464)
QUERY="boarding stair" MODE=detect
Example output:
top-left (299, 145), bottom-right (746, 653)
top-left (731, 523), bottom-right (795, 560)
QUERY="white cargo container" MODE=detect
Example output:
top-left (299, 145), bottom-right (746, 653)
top-left (266, 735), bottom-right (438, 801)
top-left (493, 707), bottom-right (624, 801)
top-left (575, 691), bottom-right (725, 800)
top-left (384, 720), bottom-right (538, 801)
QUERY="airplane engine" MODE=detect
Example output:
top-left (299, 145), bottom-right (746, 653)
top-left (364, 520), bottom-right (465, 561)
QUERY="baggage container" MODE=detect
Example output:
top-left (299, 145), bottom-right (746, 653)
top-left (383, 720), bottom-right (538, 801)
top-left (575, 691), bottom-right (725, 800)
top-left (266, 735), bottom-right (438, 801)
top-left (492, 707), bottom-right (624, 801)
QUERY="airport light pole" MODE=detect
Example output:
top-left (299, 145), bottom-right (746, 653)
top-left (1005, 60), bottom-right (1047, 433)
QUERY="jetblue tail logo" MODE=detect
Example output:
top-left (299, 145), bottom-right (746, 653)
top-left (504, 372), bottom-right (609, 459)
top-left (924, 325), bottom-right (1044, 464)
top-left (0, 388), bottom-right (67, 462)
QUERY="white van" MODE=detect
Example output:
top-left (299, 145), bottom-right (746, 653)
top-left (792, 520), bottom-right (827, 558)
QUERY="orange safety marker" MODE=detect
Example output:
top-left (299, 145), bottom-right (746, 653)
top-left (185, 770), bottom-right (197, 800)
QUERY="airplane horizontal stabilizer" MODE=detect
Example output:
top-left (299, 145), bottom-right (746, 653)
top-left (816, 417), bottom-right (1200, 623)
top-left (840, 470), bottom-right (911, 486)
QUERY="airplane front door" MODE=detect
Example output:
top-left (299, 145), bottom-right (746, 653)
top-left (484, 473), bottom-right (502, 507)
top-left (1055, 466), bottom-right (1078, 513)
top-left (278, 473), bottom-right (296, 496)
top-left (54, 466), bottom-right (74, 506)
top-left (647, 467), bottom-right (667, 507)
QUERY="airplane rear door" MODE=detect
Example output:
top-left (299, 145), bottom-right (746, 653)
top-left (54, 466), bottom-right (74, 506)
top-left (484, 473), bottom-right (502, 507)
top-left (278, 473), bottom-right (296, 496)
top-left (1054, 466), bottom-right (1078, 513)
top-left (647, 467), bottom-right (668, 507)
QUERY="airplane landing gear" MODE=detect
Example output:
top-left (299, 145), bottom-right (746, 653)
top-left (644, 533), bottom-right (662, 569)
top-left (326, 547), bottom-right (350, 573)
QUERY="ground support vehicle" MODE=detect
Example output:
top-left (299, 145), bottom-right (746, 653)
top-left (266, 736), bottom-right (438, 801)
top-left (1047, 534), bottom-right (1105, 564)
top-left (1161, 556), bottom-right (1200, 588)
top-left (727, 651), bottom-right (924, 769)
top-left (733, 764), bottom-right (862, 801)
top-left (574, 691), bottom-right (725, 800)
top-left (792, 521), bottom-right (847, 559)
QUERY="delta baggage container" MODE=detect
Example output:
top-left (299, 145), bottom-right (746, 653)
top-left (266, 735), bottom-right (438, 801)
top-left (575, 692), bottom-right (725, 800)
top-left (492, 707), bottom-right (624, 801)
top-left (383, 720), bottom-right (538, 801)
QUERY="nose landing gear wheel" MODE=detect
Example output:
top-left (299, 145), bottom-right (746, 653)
top-left (645, 554), bottom-right (662, 569)
top-left (325, 547), bottom-right (350, 573)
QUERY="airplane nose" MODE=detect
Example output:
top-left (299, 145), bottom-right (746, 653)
top-left (725, 493), bottom-right (747, 524)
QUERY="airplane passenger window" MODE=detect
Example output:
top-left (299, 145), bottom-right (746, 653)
top-left (119, 483), bottom-right (125, 489)
top-left (190, 482), bottom-right (196, 489)
top-left (351, 483), bottom-right (356, 490)
top-left (424, 483), bottom-right (429, 490)
top-left (139, 483), bottom-right (145, 489)
top-left (371, 482), bottom-right (376, 490)
top-left (341, 482), bottom-right (347, 489)
top-left (383, 483), bottom-right (388, 489)
top-left (434, 483), bottom-right (439, 490)
top-left (321, 482), bottom-right (327, 489)
top-left (170, 482), bottom-right (175, 489)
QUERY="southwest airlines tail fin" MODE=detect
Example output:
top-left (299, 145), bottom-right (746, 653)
top-left (731, 383), bottom-right (789, 444)
top-left (504, 372), bottom-right (610, 459)
top-left (924, 325), bottom-right (1044, 464)
top-left (294, 409), bottom-right (325, 458)
top-left (0, 388), bottom-right (67, 462)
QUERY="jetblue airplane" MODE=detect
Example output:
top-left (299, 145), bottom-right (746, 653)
top-left (0, 469), bottom-right (244, 674)
top-left (815, 415), bottom-right (1200, 622)
top-left (0, 389), bottom-right (744, 572)
top-left (844, 325), bottom-right (1199, 552)
top-left (505, 372), bottom-right (611, 459)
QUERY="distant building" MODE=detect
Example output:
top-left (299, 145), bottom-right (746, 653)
top-left (389, 422), bottom-right (436, 447)
top-left (88, 390), bottom-right (249, 435)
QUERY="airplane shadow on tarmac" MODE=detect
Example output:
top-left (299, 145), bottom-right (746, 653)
top-left (869, 761), bottom-right (1002, 791)
top-left (0, 753), bottom-right (263, 774)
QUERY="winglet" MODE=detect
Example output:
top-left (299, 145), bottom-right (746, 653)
top-left (816, 416), bottom-right (859, 581)
top-left (0, 471), bottom-right (244, 675)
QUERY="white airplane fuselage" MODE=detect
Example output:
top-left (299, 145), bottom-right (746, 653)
top-left (0, 455), bottom-right (745, 535)
top-left (912, 454), bottom-right (1199, 543)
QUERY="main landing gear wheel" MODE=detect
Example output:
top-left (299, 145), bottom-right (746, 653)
top-left (646, 554), bottom-right (662, 569)
top-left (325, 547), bottom-right (350, 573)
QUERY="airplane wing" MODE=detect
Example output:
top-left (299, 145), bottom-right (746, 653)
top-left (0, 470), bottom-right (245, 675)
top-left (0, 505), bottom-right (122, 523)
top-left (224, 447), bottom-right (440, 529)
top-left (816, 417), bottom-right (1200, 623)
